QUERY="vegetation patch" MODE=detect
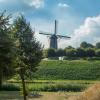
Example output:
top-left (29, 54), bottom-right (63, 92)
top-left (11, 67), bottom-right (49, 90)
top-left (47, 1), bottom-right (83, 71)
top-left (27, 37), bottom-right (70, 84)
top-left (34, 60), bottom-right (100, 80)
top-left (6, 80), bottom-right (97, 92)
top-left (0, 84), bottom-right (20, 91)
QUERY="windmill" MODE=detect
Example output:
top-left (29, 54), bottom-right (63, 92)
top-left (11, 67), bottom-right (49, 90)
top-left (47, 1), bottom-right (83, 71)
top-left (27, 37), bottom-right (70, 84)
top-left (39, 20), bottom-right (71, 49)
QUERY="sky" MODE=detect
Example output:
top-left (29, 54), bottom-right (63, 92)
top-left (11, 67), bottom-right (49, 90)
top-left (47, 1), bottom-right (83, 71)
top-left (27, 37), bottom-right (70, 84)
top-left (0, 0), bottom-right (100, 48)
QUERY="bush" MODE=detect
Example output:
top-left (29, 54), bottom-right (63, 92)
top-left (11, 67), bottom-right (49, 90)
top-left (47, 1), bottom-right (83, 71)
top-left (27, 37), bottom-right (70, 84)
top-left (0, 84), bottom-right (20, 91)
top-left (95, 49), bottom-right (100, 57)
top-left (85, 48), bottom-right (95, 57)
top-left (28, 83), bottom-right (86, 92)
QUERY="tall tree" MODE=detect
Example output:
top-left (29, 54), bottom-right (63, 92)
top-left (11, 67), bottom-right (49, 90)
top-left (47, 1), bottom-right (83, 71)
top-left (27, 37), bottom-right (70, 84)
top-left (96, 42), bottom-right (100, 49)
top-left (0, 11), bottom-right (15, 88)
top-left (65, 46), bottom-right (74, 49)
top-left (13, 15), bottom-right (43, 100)
top-left (80, 41), bottom-right (94, 48)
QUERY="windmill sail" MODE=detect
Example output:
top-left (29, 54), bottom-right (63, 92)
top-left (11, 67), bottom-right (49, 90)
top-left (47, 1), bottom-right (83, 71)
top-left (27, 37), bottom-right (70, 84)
top-left (39, 31), bottom-right (51, 36)
top-left (57, 35), bottom-right (71, 39)
top-left (54, 20), bottom-right (58, 35)
top-left (39, 20), bottom-right (71, 49)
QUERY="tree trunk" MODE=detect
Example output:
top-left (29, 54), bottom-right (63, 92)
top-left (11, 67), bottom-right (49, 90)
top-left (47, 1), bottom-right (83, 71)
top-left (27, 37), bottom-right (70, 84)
top-left (0, 69), bottom-right (2, 89)
top-left (0, 76), bottom-right (2, 89)
top-left (20, 69), bottom-right (27, 100)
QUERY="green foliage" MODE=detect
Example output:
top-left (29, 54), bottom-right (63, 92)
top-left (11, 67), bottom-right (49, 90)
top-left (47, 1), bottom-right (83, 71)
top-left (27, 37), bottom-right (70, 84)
top-left (4, 81), bottom-right (88, 92)
top-left (0, 84), bottom-right (20, 91)
top-left (96, 42), bottom-right (100, 49)
top-left (66, 49), bottom-right (76, 57)
top-left (45, 48), bottom-right (56, 58)
top-left (13, 15), bottom-right (43, 78)
top-left (95, 49), bottom-right (100, 57)
top-left (85, 48), bottom-right (95, 57)
top-left (28, 83), bottom-right (86, 92)
top-left (35, 60), bottom-right (100, 80)
top-left (12, 15), bottom-right (43, 100)
top-left (65, 46), bottom-right (74, 49)
top-left (56, 49), bottom-right (66, 57)
top-left (80, 41), bottom-right (94, 48)
top-left (76, 48), bottom-right (86, 57)
top-left (43, 41), bottom-right (100, 58)
top-left (30, 83), bottom-right (86, 92)
top-left (0, 11), bottom-right (16, 88)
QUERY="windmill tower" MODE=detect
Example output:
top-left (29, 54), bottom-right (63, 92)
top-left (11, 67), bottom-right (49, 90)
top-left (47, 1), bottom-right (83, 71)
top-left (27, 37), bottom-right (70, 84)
top-left (39, 20), bottom-right (70, 49)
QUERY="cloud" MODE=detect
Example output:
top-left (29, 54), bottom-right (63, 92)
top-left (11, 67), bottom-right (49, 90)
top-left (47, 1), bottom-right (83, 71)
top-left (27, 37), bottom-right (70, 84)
top-left (31, 19), bottom-right (54, 49)
top-left (60, 15), bottom-right (100, 48)
top-left (35, 15), bottom-right (100, 49)
top-left (27, 0), bottom-right (44, 9)
top-left (58, 3), bottom-right (70, 8)
top-left (0, 0), bottom-right (44, 12)
top-left (35, 32), bottom-right (49, 48)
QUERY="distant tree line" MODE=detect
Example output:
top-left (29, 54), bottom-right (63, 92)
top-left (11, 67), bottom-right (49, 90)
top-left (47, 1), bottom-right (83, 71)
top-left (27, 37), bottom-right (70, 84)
top-left (44, 41), bottom-right (100, 58)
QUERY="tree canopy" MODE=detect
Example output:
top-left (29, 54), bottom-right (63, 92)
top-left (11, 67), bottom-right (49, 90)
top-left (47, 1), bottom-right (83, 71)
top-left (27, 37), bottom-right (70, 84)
top-left (12, 15), bottom-right (43, 100)
top-left (0, 12), bottom-right (16, 88)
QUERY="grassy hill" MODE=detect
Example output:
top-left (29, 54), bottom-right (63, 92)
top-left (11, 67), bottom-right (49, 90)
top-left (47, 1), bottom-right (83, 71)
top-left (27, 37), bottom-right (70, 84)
top-left (34, 60), bottom-right (100, 80)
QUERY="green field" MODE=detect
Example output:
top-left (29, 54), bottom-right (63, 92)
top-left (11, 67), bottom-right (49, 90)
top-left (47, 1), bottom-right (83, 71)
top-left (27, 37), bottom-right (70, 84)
top-left (34, 60), bottom-right (100, 80)
top-left (5, 60), bottom-right (100, 92)
top-left (1, 60), bottom-right (100, 100)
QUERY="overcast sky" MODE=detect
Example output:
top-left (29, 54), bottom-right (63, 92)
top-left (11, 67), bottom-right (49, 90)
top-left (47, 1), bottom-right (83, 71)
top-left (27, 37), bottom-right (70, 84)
top-left (0, 0), bottom-right (100, 48)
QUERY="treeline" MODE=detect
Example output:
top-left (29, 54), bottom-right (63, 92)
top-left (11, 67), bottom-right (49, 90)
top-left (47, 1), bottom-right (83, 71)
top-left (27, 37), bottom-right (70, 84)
top-left (43, 41), bottom-right (100, 58)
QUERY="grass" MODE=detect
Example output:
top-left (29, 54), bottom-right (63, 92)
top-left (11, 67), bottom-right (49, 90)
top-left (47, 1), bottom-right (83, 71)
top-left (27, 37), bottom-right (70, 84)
top-left (4, 80), bottom-right (100, 92)
top-left (2, 82), bottom-right (86, 92)
top-left (27, 83), bottom-right (86, 92)
top-left (34, 60), bottom-right (100, 80)
top-left (1, 84), bottom-right (100, 100)
top-left (0, 91), bottom-right (23, 100)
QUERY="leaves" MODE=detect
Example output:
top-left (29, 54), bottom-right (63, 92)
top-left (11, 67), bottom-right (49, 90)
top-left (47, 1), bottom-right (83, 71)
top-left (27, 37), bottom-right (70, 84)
top-left (13, 15), bottom-right (43, 77)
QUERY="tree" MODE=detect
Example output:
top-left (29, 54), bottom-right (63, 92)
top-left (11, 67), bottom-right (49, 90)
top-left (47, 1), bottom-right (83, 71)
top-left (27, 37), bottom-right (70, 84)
top-left (96, 42), bottom-right (100, 49)
top-left (66, 49), bottom-right (76, 57)
top-left (13, 15), bottom-right (43, 100)
top-left (56, 49), bottom-right (66, 57)
top-left (85, 48), bottom-right (95, 57)
top-left (87, 43), bottom-right (94, 48)
top-left (76, 48), bottom-right (86, 57)
top-left (80, 41), bottom-right (88, 48)
top-left (46, 48), bottom-right (56, 57)
top-left (65, 46), bottom-right (74, 49)
top-left (80, 41), bottom-right (94, 48)
top-left (95, 49), bottom-right (100, 57)
top-left (0, 11), bottom-right (15, 88)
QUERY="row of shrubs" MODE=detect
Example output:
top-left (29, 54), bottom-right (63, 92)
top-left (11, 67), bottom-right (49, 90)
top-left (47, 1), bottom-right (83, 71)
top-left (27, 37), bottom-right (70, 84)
top-left (0, 84), bottom-right (20, 91)
top-left (28, 83), bottom-right (86, 92)
top-left (44, 48), bottom-right (100, 58)
top-left (0, 83), bottom-right (87, 92)
top-left (47, 57), bottom-right (100, 60)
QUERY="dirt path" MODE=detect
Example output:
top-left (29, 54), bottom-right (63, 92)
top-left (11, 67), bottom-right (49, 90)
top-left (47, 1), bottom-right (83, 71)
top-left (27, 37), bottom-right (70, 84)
top-left (0, 91), bottom-right (80, 100)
